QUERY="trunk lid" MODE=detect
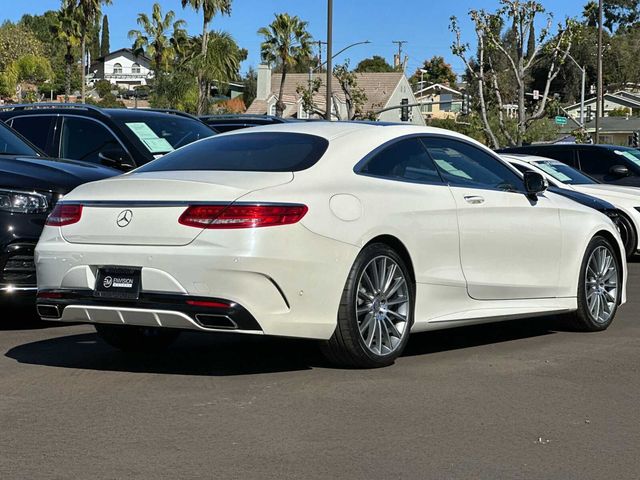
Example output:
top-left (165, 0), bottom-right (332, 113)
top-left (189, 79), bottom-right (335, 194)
top-left (60, 171), bottom-right (293, 246)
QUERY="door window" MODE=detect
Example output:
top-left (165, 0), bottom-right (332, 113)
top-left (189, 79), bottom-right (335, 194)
top-left (9, 116), bottom-right (54, 152)
top-left (423, 137), bottom-right (524, 191)
top-left (60, 117), bottom-right (122, 163)
top-left (359, 138), bottom-right (443, 184)
top-left (578, 149), bottom-right (617, 175)
top-left (532, 148), bottom-right (575, 166)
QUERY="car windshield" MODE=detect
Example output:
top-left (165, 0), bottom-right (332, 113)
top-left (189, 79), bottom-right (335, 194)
top-left (532, 159), bottom-right (597, 185)
top-left (136, 132), bottom-right (330, 172)
top-left (0, 122), bottom-right (40, 156)
top-left (613, 148), bottom-right (640, 168)
top-left (117, 116), bottom-right (215, 154)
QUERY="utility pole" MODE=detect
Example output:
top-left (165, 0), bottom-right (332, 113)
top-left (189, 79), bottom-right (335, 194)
top-left (596, 0), bottom-right (603, 143)
top-left (316, 40), bottom-right (327, 69)
top-left (325, 0), bottom-right (333, 121)
top-left (392, 40), bottom-right (407, 69)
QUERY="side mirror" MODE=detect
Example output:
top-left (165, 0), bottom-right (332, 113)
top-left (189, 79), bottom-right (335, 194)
top-left (524, 171), bottom-right (548, 196)
top-left (99, 148), bottom-right (135, 172)
top-left (610, 164), bottom-right (630, 177)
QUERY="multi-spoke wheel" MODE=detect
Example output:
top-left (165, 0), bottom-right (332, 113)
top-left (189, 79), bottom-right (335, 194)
top-left (568, 235), bottom-right (621, 332)
top-left (321, 243), bottom-right (414, 368)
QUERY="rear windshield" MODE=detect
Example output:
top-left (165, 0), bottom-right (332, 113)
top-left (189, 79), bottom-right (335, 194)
top-left (136, 132), bottom-right (329, 172)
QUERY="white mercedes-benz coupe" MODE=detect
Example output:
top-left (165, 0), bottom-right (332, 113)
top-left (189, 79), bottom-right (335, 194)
top-left (35, 123), bottom-right (627, 368)
top-left (503, 153), bottom-right (640, 259)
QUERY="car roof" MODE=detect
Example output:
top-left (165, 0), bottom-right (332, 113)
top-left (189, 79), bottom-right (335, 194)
top-left (217, 120), bottom-right (478, 143)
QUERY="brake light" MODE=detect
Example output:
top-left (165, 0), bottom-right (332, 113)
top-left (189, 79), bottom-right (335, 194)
top-left (45, 204), bottom-right (83, 226)
top-left (179, 204), bottom-right (308, 229)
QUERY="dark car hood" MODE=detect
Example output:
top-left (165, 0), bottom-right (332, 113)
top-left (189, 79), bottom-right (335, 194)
top-left (548, 186), bottom-right (616, 211)
top-left (0, 156), bottom-right (120, 194)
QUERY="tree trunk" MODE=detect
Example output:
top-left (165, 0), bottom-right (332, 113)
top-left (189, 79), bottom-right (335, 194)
top-left (65, 49), bottom-right (72, 103)
top-left (81, 36), bottom-right (86, 103)
top-left (276, 62), bottom-right (287, 117)
top-left (196, 21), bottom-right (210, 116)
top-left (517, 61), bottom-right (526, 146)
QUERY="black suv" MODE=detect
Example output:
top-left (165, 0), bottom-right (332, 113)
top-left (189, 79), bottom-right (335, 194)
top-left (199, 114), bottom-right (296, 133)
top-left (499, 144), bottom-right (640, 187)
top-left (0, 104), bottom-right (217, 172)
top-left (0, 121), bottom-right (118, 303)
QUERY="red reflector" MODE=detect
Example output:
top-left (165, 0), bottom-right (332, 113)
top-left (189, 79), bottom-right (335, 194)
top-left (179, 204), bottom-right (308, 229)
top-left (186, 300), bottom-right (231, 309)
top-left (37, 291), bottom-right (63, 299)
top-left (46, 204), bottom-right (83, 227)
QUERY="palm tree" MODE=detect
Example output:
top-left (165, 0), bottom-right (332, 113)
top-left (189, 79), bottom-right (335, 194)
top-left (128, 3), bottom-right (187, 75)
top-left (65, 0), bottom-right (112, 102)
top-left (258, 13), bottom-right (313, 117)
top-left (53, 1), bottom-right (81, 102)
top-left (181, 0), bottom-right (232, 115)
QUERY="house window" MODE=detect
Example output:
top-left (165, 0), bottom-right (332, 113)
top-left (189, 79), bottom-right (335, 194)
top-left (269, 103), bottom-right (277, 116)
top-left (299, 105), bottom-right (309, 119)
top-left (441, 94), bottom-right (453, 112)
top-left (113, 63), bottom-right (123, 74)
top-left (131, 63), bottom-right (141, 74)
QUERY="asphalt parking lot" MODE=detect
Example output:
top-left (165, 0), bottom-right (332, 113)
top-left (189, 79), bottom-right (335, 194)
top-left (1, 264), bottom-right (640, 479)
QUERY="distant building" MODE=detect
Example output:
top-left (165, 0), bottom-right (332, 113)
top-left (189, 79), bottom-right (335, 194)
top-left (246, 64), bottom-right (424, 125)
top-left (90, 48), bottom-right (154, 89)
top-left (584, 116), bottom-right (640, 146)
top-left (565, 91), bottom-right (640, 119)
top-left (414, 83), bottom-right (463, 120)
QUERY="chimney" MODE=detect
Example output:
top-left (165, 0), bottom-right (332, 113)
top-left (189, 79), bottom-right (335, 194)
top-left (257, 64), bottom-right (272, 101)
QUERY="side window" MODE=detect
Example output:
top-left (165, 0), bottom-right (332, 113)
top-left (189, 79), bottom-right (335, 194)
top-left (578, 149), bottom-right (616, 175)
top-left (360, 138), bottom-right (443, 184)
top-left (9, 116), bottom-right (54, 152)
top-left (60, 117), bottom-right (121, 163)
top-left (423, 137), bottom-right (524, 192)
top-left (537, 148), bottom-right (575, 166)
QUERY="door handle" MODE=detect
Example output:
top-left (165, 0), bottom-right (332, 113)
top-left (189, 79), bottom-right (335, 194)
top-left (464, 195), bottom-right (485, 205)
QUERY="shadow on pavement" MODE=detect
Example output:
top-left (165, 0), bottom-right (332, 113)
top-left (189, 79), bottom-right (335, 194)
top-left (0, 305), bottom-right (68, 331)
top-left (5, 316), bottom-right (561, 376)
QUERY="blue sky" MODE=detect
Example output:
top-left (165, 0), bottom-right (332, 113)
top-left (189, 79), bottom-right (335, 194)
top-left (5, 0), bottom-right (587, 75)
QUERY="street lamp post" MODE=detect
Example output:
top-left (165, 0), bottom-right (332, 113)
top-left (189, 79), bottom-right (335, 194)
top-left (308, 40), bottom-right (371, 117)
top-left (566, 53), bottom-right (586, 126)
top-left (326, 0), bottom-right (333, 121)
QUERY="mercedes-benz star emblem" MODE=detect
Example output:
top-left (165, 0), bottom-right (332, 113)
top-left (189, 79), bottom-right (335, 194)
top-left (116, 209), bottom-right (133, 228)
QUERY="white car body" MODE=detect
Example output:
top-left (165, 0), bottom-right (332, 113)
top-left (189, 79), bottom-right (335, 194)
top-left (503, 153), bottom-right (640, 254)
top-left (35, 123), bottom-right (627, 342)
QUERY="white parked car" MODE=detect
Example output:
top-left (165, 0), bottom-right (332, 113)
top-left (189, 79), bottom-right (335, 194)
top-left (35, 124), bottom-right (627, 368)
top-left (503, 153), bottom-right (640, 259)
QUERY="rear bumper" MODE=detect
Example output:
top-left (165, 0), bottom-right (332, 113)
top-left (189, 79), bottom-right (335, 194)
top-left (37, 290), bottom-right (263, 333)
top-left (35, 223), bottom-right (360, 340)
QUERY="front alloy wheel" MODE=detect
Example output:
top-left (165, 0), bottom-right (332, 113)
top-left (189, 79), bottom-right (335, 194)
top-left (321, 243), bottom-right (414, 368)
top-left (567, 235), bottom-right (621, 331)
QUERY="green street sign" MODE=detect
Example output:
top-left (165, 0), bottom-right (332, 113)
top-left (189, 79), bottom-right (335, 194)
top-left (555, 116), bottom-right (568, 125)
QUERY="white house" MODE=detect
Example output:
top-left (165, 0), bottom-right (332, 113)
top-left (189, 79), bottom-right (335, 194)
top-left (565, 91), bottom-right (640, 120)
top-left (91, 48), bottom-right (154, 89)
top-left (247, 64), bottom-right (425, 125)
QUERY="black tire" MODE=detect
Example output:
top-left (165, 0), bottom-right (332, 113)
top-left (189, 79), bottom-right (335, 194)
top-left (566, 235), bottom-right (621, 332)
top-left (615, 212), bottom-right (637, 260)
top-left (320, 243), bottom-right (415, 368)
top-left (95, 324), bottom-right (180, 352)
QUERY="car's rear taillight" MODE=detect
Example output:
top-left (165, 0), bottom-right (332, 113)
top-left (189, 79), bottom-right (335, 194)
top-left (179, 204), bottom-right (308, 229)
top-left (45, 204), bottom-right (83, 226)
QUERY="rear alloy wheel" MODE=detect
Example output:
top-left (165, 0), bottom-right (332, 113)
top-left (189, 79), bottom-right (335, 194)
top-left (95, 324), bottom-right (180, 352)
top-left (567, 236), bottom-right (621, 332)
top-left (321, 243), bottom-right (414, 368)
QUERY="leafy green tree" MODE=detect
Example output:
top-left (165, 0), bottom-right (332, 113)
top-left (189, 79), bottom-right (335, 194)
top-left (100, 15), bottom-right (110, 57)
top-left (94, 79), bottom-right (113, 97)
top-left (583, 0), bottom-right (640, 32)
top-left (89, 18), bottom-right (100, 61)
top-left (0, 23), bottom-right (44, 71)
top-left (334, 61), bottom-right (368, 120)
top-left (129, 3), bottom-right (187, 75)
top-left (52, 2), bottom-right (82, 101)
top-left (11, 54), bottom-right (54, 101)
top-left (181, 0), bottom-right (232, 115)
top-left (355, 55), bottom-right (394, 73)
top-left (258, 13), bottom-right (313, 116)
top-left (242, 66), bottom-right (257, 108)
top-left (64, 0), bottom-right (112, 102)
top-left (410, 56), bottom-right (457, 89)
